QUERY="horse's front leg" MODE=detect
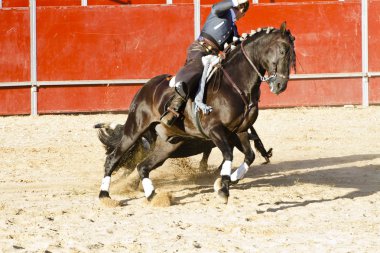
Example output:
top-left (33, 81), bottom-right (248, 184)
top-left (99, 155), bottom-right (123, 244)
top-left (209, 125), bottom-right (234, 203)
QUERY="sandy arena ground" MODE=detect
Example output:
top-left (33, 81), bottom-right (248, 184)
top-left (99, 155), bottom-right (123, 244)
top-left (0, 106), bottom-right (379, 252)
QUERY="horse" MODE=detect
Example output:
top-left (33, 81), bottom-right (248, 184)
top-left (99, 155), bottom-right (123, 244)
top-left (94, 122), bottom-right (273, 183)
top-left (98, 22), bottom-right (296, 205)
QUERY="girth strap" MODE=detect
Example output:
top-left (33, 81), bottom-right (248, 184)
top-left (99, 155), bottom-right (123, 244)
top-left (193, 102), bottom-right (210, 139)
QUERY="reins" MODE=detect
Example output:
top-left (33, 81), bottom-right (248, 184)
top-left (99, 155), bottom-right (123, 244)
top-left (240, 39), bottom-right (278, 82)
top-left (219, 38), bottom-right (269, 122)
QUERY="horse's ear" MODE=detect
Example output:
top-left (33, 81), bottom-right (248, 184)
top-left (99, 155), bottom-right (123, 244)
top-left (280, 21), bottom-right (287, 35)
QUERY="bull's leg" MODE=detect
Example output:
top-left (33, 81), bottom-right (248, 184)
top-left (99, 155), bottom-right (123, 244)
top-left (99, 134), bottom-right (141, 200)
top-left (99, 112), bottom-right (151, 203)
top-left (198, 147), bottom-right (212, 171)
top-left (137, 138), bottom-right (184, 200)
top-left (231, 131), bottom-right (255, 183)
top-left (208, 125), bottom-right (234, 203)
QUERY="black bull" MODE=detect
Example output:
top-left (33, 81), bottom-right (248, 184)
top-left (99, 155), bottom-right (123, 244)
top-left (95, 122), bottom-right (273, 175)
top-left (97, 23), bottom-right (296, 204)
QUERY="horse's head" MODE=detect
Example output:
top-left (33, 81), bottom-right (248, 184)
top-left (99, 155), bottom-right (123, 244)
top-left (241, 22), bottom-right (296, 95)
top-left (261, 22), bottom-right (296, 94)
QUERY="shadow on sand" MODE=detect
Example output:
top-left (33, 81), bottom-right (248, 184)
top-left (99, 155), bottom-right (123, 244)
top-left (169, 154), bottom-right (380, 210)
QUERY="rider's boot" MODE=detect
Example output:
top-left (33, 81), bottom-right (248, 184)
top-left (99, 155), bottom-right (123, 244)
top-left (160, 82), bottom-right (187, 127)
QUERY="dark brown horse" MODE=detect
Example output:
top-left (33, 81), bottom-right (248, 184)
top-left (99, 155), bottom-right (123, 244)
top-left (98, 22), bottom-right (296, 204)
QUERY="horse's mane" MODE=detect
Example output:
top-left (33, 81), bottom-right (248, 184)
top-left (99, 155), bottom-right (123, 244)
top-left (222, 27), bottom-right (296, 72)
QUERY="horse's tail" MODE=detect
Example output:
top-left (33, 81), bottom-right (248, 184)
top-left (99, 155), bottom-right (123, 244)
top-left (94, 122), bottom-right (124, 155)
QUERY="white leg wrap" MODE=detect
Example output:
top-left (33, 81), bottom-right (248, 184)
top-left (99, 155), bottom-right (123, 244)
top-left (231, 162), bottom-right (249, 182)
top-left (142, 178), bottom-right (155, 198)
top-left (100, 176), bottom-right (111, 192)
top-left (220, 160), bottom-right (232, 176)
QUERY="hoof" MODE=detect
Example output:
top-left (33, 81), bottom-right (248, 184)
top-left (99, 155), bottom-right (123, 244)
top-left (146, 190), bottom-right (156, 201)
top-left (214, 178), bottom-right (229, 204)
top-left (99, 190), bottom-right (110, 199)
top-left (262, 148), bottom-right (273, 164)
top-left (267, 148), bottom-right (273, 158)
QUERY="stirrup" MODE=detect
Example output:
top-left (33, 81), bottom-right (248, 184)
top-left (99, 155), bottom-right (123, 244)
top-left (160, 109), bottom-right (182, 127)
top-left (161, 91), bottom-right (186, 127)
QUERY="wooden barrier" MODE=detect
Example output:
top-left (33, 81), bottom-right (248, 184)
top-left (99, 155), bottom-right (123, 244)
top-left (0, 0), bottom-right (346, 8)
top-left (0, 2), bottom-right (378, 115)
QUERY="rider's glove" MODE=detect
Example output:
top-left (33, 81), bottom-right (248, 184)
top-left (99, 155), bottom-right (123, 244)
top-left (232, 0), bottom-right (248, 7)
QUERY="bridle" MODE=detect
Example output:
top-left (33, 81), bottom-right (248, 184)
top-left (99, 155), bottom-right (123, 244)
top-left (240, 38), bottom-right (289, 83)
top-left (219, 35), bottom-right (292, 108)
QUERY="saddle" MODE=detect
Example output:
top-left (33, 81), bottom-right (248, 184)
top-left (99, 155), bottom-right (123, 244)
top-left (169, 54), bottom-right (221, 115)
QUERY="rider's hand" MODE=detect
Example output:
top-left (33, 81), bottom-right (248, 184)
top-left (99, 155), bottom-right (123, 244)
top-left (233, 0), bottom-right (248, 6)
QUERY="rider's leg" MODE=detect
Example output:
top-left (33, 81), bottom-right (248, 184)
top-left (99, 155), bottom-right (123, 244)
top-left (161, 41), bottom-right (207, 127)
top-left (160, 60), bottom-right (204, 126)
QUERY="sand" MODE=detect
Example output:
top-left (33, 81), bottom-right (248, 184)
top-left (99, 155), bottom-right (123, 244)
top-left (0, 106), bottom-right (379, 252)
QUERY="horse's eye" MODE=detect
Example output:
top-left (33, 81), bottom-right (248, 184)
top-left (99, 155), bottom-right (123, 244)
top-left (280, 50), bottom-right (285, 55)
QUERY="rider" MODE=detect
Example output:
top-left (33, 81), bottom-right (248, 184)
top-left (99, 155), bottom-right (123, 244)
top-left (161, 0), bottom-right (249, 126)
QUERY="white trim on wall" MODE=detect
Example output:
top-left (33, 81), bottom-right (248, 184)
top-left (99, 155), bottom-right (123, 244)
top-left (361, 0), bottom-right (369, 107)
top-left (29, 0), bottom-right (38, 115)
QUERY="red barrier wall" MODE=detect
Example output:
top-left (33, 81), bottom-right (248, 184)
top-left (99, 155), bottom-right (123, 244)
top-left (36, 5), bottom-right (193, 81)
top-left (37, 85), bottom-right (141, 113)
top-left (0, 88), bottom-right (30, 115)
top-left (0, 2), bottom-right (378, 115)
top-left (1, 0), bottom-right (191, 7)
top-left (238, 2), bottom-right (362, 73)
top-left (1, 0), bottom-right (344, 7)
top-left (369, 78), bottom-right (380, 104)
top-left (0, 8), bottom-right (30, 82)
top-left (2, 0), bottom-right (80, 7)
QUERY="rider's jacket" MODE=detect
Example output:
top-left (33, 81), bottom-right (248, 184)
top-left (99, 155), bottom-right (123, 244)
top-left (200, 0), bottom-right (239, 50)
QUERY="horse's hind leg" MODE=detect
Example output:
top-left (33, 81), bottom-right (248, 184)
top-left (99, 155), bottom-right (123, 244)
top-left (198, 146), bottom-right (212, 171)
top-left (136, 139), bottom-right (184, 200)
top-left (248, 126), bottom-right (272, 164)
